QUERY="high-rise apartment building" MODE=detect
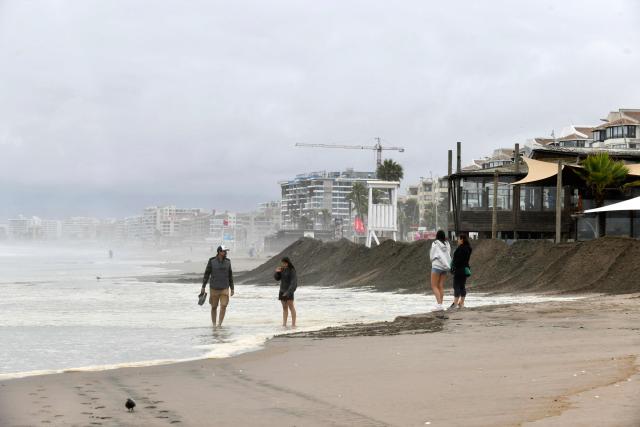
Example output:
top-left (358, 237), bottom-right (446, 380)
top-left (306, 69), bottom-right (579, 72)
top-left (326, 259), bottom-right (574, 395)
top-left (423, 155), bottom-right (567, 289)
top-left (279, 168), bottom-right (376, 230)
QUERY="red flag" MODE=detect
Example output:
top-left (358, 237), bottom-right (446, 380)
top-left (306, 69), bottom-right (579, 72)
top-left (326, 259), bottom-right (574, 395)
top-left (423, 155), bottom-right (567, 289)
top-left (223, 219), bottom-right (229, 226)
top-left (354, 216), bottom-right (365, 234)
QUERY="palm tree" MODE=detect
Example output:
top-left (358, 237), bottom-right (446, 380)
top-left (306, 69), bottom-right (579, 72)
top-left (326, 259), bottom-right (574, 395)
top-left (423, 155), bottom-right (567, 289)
top-left (376, 159), bottom-right (404, 182)
top-left (346, 182), bottom-right (368, 219)
top-left (376, 159), bottom-right (404, 201)
top-left (577, 152), bottom-right (629, 207)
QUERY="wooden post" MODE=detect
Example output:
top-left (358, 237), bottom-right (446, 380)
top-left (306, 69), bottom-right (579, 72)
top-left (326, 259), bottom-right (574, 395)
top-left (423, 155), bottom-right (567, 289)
top-left (555, 161), bottom-right (562, 243)
top-left (447, 150), bottom-right (453, 213)
top-left (456, 142), bottom-right (462, 236)
top-left (513, 143), bottom-right (520, 240)
top-left (492, 170), bottom-right (498, 239)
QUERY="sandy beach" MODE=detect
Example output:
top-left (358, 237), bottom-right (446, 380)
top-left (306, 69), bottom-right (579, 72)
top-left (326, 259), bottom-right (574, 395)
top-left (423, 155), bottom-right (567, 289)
top-left (1, 294), bottom-right (638, 427)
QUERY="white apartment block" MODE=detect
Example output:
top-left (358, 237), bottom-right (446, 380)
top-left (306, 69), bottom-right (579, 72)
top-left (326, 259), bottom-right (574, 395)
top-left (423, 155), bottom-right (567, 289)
top-left (8, 216), bottom-right (40, 239)
top-left (41, 219), bottom-right (62, 240)
top-left (279, 169), bottom-right (376, 230)
top-left (62, 217), bottom-right (100, 239)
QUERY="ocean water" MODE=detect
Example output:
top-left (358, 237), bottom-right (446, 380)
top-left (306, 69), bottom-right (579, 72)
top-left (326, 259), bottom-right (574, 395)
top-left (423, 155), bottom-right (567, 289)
top-left (0, 243), bottom-right (580, 380)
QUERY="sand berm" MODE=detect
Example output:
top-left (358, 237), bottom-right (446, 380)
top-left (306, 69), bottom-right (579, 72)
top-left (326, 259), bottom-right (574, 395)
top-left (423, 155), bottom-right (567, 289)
top-left (239, 236), bottom-right (640, 294)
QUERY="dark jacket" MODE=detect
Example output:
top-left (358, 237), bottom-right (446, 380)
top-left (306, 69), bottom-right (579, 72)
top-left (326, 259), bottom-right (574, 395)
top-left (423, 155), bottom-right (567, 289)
top-left (451, 245), bottom-right (472, 277)
top-left (203, 256), bottom-right (234, 290)
top-left (274, 268), bottom-right (297, 297)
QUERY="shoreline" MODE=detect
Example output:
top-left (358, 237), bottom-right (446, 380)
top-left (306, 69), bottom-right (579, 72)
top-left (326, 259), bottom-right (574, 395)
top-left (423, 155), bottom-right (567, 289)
top-left (2, 294), bottom-right (639, 426)
top-left (0, 292), bottom-right (590, 382)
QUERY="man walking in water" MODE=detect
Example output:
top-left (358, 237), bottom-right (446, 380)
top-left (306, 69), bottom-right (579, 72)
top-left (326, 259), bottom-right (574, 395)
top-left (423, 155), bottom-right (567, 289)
top-left (200, 245), bottom-right (234, 327)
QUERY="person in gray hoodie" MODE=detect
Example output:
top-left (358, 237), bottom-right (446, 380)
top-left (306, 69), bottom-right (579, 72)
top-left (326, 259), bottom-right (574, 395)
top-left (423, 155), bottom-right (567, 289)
top-left (429, 230), bottom-right (451, 311)
top-left (199, 245), bottom-right (234, 327)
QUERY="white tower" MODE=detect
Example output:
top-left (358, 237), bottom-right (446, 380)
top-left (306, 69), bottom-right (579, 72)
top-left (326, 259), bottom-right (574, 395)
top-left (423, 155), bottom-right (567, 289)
top-left (365, 180), bottom-right (400, 247)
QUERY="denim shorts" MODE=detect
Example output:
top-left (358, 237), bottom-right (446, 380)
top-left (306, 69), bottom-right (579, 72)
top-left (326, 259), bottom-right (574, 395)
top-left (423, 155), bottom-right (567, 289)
top-left (431, 267), bottom-right (447, 275)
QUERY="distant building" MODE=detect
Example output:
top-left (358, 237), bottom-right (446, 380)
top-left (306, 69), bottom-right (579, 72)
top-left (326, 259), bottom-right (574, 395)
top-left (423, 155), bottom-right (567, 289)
top-left (279, 168), bottom-right (376, 230)
top-left (62, 217), bottom-right (100, 239)
top-left (8, 216), bottom-right (40, 239)
top-left (41, 219), bottom-right (62, 240)
top-left (591, 108), bottom-right (640, 150)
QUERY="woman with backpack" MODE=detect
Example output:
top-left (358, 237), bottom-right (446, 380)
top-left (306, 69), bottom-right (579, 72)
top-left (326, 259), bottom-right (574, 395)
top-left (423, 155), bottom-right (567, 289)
top-left (274, 257), bottom-right (297, 327)
top-left (429, 230), bottom-right (451, 311)
top-left (450, 234), bottom-right (472, 309)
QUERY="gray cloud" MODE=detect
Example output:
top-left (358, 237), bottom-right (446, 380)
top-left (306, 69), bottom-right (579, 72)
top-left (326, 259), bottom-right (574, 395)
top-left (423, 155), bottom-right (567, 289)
top-left (1, 0), bottom-right (639, 217)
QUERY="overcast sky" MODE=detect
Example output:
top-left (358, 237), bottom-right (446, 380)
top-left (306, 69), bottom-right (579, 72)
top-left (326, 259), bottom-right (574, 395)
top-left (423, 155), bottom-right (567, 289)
top-left (1, 0), bottom-right (639, 218)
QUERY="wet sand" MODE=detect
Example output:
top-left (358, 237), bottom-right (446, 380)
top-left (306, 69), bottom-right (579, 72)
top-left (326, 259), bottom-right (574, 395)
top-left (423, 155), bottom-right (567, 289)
top-left (1, 294), bottom-right (638, 426)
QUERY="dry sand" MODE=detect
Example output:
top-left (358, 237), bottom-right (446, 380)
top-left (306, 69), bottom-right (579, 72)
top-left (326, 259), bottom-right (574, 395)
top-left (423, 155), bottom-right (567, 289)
top-left (1, 294), bottom-right (638, 427)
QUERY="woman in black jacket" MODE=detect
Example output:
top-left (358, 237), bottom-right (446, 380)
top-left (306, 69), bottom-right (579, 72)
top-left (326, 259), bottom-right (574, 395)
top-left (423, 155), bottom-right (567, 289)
top-left (274, 257), bottom-right (297, 327)
top-left (450, 234), bottom-right (472, 309)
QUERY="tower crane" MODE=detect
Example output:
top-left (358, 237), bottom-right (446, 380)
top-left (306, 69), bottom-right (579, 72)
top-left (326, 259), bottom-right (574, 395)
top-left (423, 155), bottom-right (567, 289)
top-left (295, 137), bottom-right (405, 168)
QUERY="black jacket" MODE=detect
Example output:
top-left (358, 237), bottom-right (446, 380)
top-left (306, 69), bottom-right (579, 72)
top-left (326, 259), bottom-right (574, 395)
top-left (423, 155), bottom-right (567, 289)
top-left (274, 268), bottom-right (297, 297)
top-left (451, 245), bottom-right (472, 277)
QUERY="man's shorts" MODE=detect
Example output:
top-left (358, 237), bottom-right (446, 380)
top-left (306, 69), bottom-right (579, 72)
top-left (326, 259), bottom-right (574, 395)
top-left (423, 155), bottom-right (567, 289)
top-left (209, 288), bottom-right (230, 308)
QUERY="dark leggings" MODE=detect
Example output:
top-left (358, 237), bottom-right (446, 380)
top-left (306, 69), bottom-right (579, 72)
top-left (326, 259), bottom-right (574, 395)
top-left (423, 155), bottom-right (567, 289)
top-left (453, 275), bottom-right (467, 298)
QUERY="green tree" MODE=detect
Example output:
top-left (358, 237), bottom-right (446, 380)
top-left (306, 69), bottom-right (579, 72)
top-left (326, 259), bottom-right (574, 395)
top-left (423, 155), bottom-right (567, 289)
top-left (376, 159), bottom-right (404, 201)
top-left (422, 198), bottom-right (448, 231)
top-left (398, 198), bottom-right (420, 240)
top-left (346, 182), bottom-right (368, 220)
top-left (577, 152), bottom-right (629, 207)
top-left (319, 209), bottom-right (332, 230)
top-left (376, 159), bottom-right (404, 182)
top-left (298, 215), bottom-right (313, 231)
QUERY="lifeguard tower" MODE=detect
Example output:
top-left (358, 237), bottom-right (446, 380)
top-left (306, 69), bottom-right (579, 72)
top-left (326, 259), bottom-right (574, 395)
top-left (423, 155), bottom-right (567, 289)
top-left (365, 180), bottom-right (400, 247)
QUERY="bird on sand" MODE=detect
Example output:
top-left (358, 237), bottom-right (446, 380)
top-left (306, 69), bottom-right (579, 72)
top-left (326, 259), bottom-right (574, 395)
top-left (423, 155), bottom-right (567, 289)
top-left (125, 398), bottom-right (136, 412)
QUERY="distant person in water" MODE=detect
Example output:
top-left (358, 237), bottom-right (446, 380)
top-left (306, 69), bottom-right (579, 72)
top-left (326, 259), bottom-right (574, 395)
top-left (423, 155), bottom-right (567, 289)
top-left (450, 234), bottom-right (472, 309)
top-left (199, 245), bottom-right (234, 327)
top-left (429, 230), bottom-right (451, 311)
top-left (274, 257), bottom-right (297, 327)
top-left (108, 249), bottom-right (113, 259)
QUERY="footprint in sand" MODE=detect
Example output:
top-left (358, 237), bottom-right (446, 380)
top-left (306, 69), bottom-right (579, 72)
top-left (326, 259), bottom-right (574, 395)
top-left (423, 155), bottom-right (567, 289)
top-left (145, 405), bottom-right (157, 409)
top-left (159, 410), bottom-right (170, 413)
top-left (170, 421), bottom-right (182, 424)
top-left (156, 416), bottom-right (170, 419)
top-left (54, 415), bottom-right (64, 418)
top-left (94, 406), bottom-right (105, 409)
top-left (81, 412), bottom-right (93, 415)
top-left (29, 392), bottom-right (38, 396)
top-left (152, 400), bottom-right (164, 404)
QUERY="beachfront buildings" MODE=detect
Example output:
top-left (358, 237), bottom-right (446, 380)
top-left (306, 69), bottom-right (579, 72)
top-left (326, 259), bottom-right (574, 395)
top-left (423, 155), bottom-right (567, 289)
top-left (447, 107), bottom-right (640, 240)
top-left (279, 168), bottom-right (376, 231)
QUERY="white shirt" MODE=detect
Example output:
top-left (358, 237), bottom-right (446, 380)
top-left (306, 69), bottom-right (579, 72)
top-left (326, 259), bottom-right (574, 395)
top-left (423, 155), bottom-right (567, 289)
top-left (430, 240), bottom-right (451, 271)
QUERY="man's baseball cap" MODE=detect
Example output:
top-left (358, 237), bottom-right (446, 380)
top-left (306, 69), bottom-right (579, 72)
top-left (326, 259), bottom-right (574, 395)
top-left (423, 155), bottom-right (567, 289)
top-left (217, 245), bottom-right (231, 253)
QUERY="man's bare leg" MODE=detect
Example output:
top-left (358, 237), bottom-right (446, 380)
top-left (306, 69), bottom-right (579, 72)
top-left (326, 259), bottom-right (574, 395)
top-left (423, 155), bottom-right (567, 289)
top-left (218, 306), bottom-right (227, 326)
top-left (211, 306), bottom-right (217, 326)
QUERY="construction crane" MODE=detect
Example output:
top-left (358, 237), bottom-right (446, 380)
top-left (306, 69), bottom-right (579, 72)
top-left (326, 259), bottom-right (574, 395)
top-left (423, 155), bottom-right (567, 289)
top-left (295, 137), bottom-right (405, 167)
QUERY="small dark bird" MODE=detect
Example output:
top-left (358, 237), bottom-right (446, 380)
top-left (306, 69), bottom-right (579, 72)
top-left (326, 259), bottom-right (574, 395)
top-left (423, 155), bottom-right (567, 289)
top-left (125, 398), bottom-right (136, 412)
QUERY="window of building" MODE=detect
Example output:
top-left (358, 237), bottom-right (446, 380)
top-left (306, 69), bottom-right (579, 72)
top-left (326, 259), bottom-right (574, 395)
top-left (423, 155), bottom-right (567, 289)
top-left (461, 177), bottom-right (513, 210)
top-left (627, 125), bottom-right (637, 139)
top-left (542, 187), bottom-right (565, 211)
top-left (592, 130), bottom-right (605, 142)
top-left (606, 212), bottom-right (631, 237)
